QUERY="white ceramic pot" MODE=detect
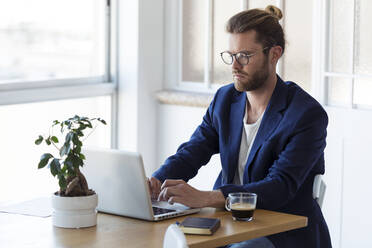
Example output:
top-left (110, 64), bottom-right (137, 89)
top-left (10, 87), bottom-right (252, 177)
top-left (51, 193), bottom-right (98, 228)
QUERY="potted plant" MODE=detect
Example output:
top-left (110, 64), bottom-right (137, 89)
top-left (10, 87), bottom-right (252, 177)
top-left (35, 115), bottom-right (106, 228)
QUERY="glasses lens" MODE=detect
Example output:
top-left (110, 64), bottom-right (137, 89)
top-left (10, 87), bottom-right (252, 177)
top-left (221, 52), bottom-right (233, 65)
top-left (236, 53), bottom-right (249, 65)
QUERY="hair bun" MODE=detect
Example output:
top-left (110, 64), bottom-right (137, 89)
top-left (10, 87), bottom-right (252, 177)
top-left (265, 5), bottom-right (283, 20)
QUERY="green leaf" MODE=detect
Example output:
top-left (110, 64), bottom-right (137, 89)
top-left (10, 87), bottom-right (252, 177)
top-left (78, 159), bottom-right (84, 167)
top-left (78, 126), bottom-right (86, 132)
top-left (45, 137), bottom-right (51, 145)
top-left (72, 132), bottom-right (80, 145)
top-left (60, 134), bottom-right (72, 156)
top-left (58, 174), bottom-right (67, 190)
top-left (50, 158), bottom-right (61, 177)
top-left (79, 153), bottom-right (86, 160)
top-left (74, 145), bottom-right (81, 154)
top-left (35, 135), bottom-right (43, 145)
top-left (64, 120), bottom-right (72, 130)
top-left (100, 119), bottom-right (107, 125)
top-left (60, 143), bottom-right (71, 157)
top-left (53, 120), bottom-right (60, 126)
top-left (69, 154), bottom-right (83, 168)
top-left (51, 136), bottom-right (59, 143)
top-left (61, 164), bottom-right (67, 173)
top-left (65, 132), bottom-right (73, 143)
top-left (38, 153), bottom-right (54, 169)
top-left (84, 120), bottom-right (93, 128)
top-left (76, 130), bottom-right (84, 137)
top-left (67, 170), bottom-right (76, 178)
top-left (77, 121), bottom-right (84, 129)
top-left (62, 158), bottom-right (74, 174)
top-left (64, 159), bottom-right (74, 171)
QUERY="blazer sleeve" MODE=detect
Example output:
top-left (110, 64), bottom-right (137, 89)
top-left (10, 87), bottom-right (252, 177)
top-left (218, 105), bottom-right (328, 210)
top-left (152, 94), bottom-right (220, 183)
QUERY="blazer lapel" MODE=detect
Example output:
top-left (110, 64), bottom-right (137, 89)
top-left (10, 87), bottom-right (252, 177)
top-left (226, 90), bottom-right (246, 183)
top-left (243, 77), bottom-right (288, 183)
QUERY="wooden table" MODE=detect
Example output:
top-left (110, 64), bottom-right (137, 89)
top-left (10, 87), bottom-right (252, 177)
top-left (0, 208), bottom-right (307, 248)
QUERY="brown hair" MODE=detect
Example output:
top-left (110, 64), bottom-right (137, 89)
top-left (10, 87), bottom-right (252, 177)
top-left (226, 5), bottom-right (285, 54)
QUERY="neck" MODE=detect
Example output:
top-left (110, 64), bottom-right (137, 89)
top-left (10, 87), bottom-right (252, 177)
top-left (246, 73), bottom-right (277, 117)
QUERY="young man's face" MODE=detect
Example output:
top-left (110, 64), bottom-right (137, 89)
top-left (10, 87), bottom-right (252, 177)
top-left (228, 30), bottom-right (272, 92)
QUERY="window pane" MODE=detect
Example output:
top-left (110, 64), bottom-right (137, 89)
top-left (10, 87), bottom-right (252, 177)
top-left (248, 0), bottom-right (276, 9)
top-left (327, 77), bottom-right (351, 106)
top-left (330, 0), bottom-right (353, 73)
top-left (355, 0), bottom-right (372, 74)
top-left (0, 96), bottom-right (111, 203)
top-left (283, 0), bottom-right (312, 92)
top-left (354, 78), bottom-right (372, 106)
top-left (0, 0), bottom-right (106, 84)
top-left (212, 0), bottom-right (241, 84)
top-left (182, 0), bottom-right (205, 82)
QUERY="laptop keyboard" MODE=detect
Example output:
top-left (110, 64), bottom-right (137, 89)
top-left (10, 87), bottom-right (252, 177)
top-left (152, 206), bottom-right (176, 215)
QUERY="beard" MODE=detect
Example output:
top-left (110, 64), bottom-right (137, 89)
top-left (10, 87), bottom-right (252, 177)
top-left (233, 57), bottom-right (269, 92)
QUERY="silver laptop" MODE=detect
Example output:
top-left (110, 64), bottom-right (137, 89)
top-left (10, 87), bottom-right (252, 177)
top-left (81, 148), bottom-right (200, 221)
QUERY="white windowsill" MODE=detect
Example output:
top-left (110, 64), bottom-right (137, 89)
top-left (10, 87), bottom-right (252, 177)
top-left (155, 90), bottom-right (214, 108)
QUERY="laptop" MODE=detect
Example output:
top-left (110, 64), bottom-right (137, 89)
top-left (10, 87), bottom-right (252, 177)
top-left (81, 148), bottom-right (200, 221)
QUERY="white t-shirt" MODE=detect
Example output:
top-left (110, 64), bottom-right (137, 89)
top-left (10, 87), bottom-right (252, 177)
top-left (233, 103), bottom-right (264, 185)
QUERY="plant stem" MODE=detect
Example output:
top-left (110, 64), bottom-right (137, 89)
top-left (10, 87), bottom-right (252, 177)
top-left (49, 125), bottom-right (61, 151)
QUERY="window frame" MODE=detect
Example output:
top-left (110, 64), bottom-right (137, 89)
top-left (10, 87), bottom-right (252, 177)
top-left (164, 0), bottom-right (284, 94)
top-left (314, 0), bottom-right (372, 109)
top-left (0, 0), bottom-right (118, 147)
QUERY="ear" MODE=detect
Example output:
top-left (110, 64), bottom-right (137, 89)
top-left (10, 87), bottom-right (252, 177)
top-left (270, 45), bottom-right (283, 64)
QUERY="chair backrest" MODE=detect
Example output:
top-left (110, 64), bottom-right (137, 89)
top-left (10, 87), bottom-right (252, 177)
top-left (163, 224), bottom-right (189, 248)
top-left (312, 174), bottom-right (326, 208)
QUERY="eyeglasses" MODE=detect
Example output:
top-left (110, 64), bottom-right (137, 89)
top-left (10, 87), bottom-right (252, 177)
top-left (220, 47), bottom-right (270, 66)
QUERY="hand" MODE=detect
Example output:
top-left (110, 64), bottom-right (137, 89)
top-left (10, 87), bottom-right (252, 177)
top-left (157, 179), bottom-right (210, 208)
top-left (147, 177), bottom-right (162, 200)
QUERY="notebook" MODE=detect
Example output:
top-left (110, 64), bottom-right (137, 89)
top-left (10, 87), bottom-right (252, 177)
top-left (81, 148), bottom-right (200, 221)
top-left (178, 217), bottom-right (221, 235)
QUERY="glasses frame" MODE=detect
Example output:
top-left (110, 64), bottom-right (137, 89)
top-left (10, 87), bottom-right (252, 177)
top-left (220, 47), bottom-right (271, 66)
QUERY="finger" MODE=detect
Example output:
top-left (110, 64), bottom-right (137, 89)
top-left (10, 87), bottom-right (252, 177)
top-left (158, 186), bottom-right (179, 202)
top-left (147, 178), bottom-right (153, 194)
top-left (157, 187), bottom-right (169, 202)
top-left (154, 178), bottom-right (162, 189)
top-left (161, 179), bottom-right (185, 190)
top-left (168, 196), bottom-right (187, 206)
top-left (154, 179), bottom-right (162, 192)
top-left (160, 183), bottom-right (188, 201)
top-left (147, 178), bottom-right (159, 200)
top-left (149, 177), bottom-right (161, 194)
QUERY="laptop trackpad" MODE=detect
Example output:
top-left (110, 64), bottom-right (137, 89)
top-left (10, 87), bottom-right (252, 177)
top-left (152, 201), bottom-right (190, 211)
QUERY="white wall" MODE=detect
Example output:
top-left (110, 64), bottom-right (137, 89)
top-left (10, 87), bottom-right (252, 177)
top-left (156, 103), bottom-right (221, 190)
top-left (117, 0), bottom-right (164, 176)
top-left (322, 107), bottom-right (372, 248)
top-left (322, 133), bottom-right (343, 248)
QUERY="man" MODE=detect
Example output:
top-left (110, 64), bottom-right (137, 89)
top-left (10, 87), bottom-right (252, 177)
top-left (149, 6), bottom-right (332, 248)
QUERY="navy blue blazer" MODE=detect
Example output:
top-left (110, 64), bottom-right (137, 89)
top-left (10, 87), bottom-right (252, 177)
top-left (153, 76), bottom-right (332, 248)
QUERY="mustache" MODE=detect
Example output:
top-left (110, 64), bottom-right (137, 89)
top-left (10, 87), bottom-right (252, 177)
top-left (232, 70), bottom-right (248, 76)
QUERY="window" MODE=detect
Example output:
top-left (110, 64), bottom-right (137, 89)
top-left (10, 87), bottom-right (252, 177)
top-left (321, 0), bottom-right (372, 108)
top-left (0, 0), bottom-right (116, 202)
top-left (164, 0), bottom-right (312, 93)
top-left (0, 96), bottom-right (112, 202)
top-left (0, 0), bottom-right (110, 85)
